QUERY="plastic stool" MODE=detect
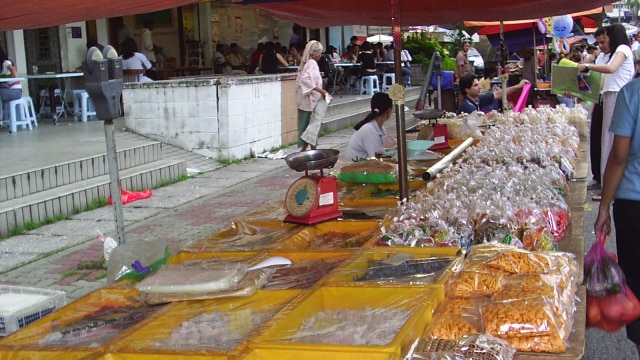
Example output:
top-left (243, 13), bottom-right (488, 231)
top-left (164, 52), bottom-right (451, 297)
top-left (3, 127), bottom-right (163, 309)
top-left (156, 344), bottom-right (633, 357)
top-left (382, 73), bottom-right (396, 91)
top-left (52, 89), bottom-right (64, 117)
top-left (72, 90), bottom-right (97, 122)
top-left (347, 75), bottom-right (360, 94)
top-left (22, 96), bottom-right (38, 127)
top-left (8, 98), bottom-right (32, 133)
top-left (359, 75), bottom-right (380, 95)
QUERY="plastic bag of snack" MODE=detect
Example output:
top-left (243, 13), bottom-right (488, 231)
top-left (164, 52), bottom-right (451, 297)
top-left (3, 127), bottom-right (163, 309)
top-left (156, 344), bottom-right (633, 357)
top-left (436, 297), bottom-right (490, 315)
top-left (485, 249), bottom-right (557, 274)
top-left (423, 313), bottom-right (481, 341)
top-left (446, 270), bottom-right (503, 298)
top-left (482, 296), bottom-right (563, 339)
top-left (454, 333), bottom-right (516, 360)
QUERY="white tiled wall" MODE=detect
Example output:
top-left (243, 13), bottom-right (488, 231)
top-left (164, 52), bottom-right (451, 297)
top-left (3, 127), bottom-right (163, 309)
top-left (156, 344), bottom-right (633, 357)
top-left (123, 74), bottom-right (296, 161)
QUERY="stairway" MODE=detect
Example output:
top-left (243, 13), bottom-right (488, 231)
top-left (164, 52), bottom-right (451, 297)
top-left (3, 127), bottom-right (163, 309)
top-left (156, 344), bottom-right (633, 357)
top-left (0, 142), bottom-right (187, 237)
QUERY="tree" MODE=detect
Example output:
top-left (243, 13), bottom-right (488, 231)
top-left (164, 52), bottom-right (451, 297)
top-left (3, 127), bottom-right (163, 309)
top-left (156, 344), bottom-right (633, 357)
top-left (625, 0), bottom-right (640, 24)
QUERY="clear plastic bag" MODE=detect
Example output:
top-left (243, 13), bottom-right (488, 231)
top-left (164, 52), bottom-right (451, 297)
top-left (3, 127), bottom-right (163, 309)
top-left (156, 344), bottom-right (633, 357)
top-left (454, 333), bottom-right (516, 360)
top-left (423, 313), bottom-right (481, 341)
top-left (446, 270), bottom-right (503, 298)
top-left (136, 262), bottom-right (248, 295)
top-left (107, 238), bottom-right (170, 284)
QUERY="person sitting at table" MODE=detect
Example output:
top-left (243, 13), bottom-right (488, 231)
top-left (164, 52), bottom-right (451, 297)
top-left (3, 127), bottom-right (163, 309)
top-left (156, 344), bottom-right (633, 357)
top-left (0, 46), bottom-right (22, 121)
top-left (212, 43), bottom-right (228, 74)
top-left (478, 65), bottom-right (497, 91)
top-left (249, 43), bottom-right (264, 74)
top-left (226, 43), bottom-right (247, 72)
top-left (350, 41), bottom-right (376, 88)
top-left (285, 46), bottom-right (301, 66)
top-left (456, 73), bottom-right (529, 115)
top-left (346, 92), bottom-right (393, 161)
top-left (345, 44), bottom-right (359, 63)
top-left (384, 44), bottom-right (412, 86)
top-left (259, 41), bottom-right (288, 74)
top-left (374, 42), bottom-right (386, 62)
top-left (120, 38), bottom-right (153, 83)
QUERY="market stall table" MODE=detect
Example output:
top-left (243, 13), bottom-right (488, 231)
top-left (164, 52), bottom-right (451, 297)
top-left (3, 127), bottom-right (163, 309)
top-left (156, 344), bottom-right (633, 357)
top-left (26, 72), bottom-right (83, 123)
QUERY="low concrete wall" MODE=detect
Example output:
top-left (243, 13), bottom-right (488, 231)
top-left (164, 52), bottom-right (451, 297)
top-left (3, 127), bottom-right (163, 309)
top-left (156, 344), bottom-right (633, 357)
top-left (123, 74), bottom-right (297, 160)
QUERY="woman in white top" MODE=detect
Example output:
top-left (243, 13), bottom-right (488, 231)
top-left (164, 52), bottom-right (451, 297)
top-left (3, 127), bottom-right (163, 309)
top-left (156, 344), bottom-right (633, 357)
top-left (0, 46), bottom-right (22, 121)
top-left (578, 24), bottom-right (635, 199)
top-left (120, 38), bottom-right (153, 83)
top-left (346, 92), bottom-right (393, 161)
top-left (296, 40), bottom-right (331, 151)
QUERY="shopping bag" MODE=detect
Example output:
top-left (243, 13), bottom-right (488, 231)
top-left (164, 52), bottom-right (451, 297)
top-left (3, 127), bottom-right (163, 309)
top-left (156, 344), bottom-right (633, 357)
top-left (300, 97), bottom-right (328, 146)
top-left (586, 233), bottom-right (640, 331)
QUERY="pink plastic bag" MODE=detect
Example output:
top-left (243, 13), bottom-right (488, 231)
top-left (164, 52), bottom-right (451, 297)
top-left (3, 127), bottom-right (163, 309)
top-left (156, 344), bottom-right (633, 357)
top-left (108, 189), bottom-right (152, 205)
top-left (513, 82), bottom-right (531, 113)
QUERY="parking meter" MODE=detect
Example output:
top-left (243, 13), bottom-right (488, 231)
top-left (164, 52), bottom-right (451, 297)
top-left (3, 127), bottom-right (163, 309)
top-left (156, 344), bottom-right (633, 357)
top-left (83, 45), bottom-right (122, 121)
top-left (433, 51), bottom-right (443, 110)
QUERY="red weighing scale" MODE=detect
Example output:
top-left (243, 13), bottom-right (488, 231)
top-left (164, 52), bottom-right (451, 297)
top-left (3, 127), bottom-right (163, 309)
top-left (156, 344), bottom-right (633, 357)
top-left (283, 149), bottom-right (343, 225)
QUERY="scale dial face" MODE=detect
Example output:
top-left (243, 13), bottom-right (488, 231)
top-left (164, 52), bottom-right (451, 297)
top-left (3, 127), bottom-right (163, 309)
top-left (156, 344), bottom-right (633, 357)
top-left (285, 177), bottom-right (319, 217)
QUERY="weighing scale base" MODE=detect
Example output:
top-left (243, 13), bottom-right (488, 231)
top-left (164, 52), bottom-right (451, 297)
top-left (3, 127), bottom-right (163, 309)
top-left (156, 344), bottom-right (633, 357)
top-left (283, 210), bottom-right (343, 226)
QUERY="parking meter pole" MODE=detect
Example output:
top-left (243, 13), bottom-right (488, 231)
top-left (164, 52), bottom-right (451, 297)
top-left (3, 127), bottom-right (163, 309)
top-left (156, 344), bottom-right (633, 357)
top-left (84, 46), bottom-right (126, 244)
top-left (104, 120), bottom-right (126, 245)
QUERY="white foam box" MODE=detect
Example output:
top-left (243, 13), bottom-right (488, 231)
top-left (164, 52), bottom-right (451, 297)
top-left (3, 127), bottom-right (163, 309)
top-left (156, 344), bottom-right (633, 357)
top-left (0, 285), bottom-right (66, 336)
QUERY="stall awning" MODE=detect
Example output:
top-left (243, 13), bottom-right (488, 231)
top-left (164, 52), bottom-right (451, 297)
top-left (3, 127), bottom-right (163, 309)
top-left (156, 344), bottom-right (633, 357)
top-left (465, 7), bottom-right (604, 35)
top-left (243, 0), bottom-right (613, 29)
top-left (0, 0), bottom-right (198, 32)
top-left (0, 0), bottom-right (612, 33)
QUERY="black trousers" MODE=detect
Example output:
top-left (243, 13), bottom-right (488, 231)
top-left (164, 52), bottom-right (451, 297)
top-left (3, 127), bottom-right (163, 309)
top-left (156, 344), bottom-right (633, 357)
top-left (590, 100), bottom-right (604, 183)
top-left (613, 199), bottom-right (640, 344)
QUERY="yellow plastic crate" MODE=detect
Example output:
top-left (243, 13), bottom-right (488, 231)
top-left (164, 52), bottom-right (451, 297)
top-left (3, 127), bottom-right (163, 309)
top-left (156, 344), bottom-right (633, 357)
top-left (274, 220), bottom-right (381, 250)
top-left (109, 290), bottom-right (302, 360)
top-left (323, 247), bottom-right (458, 287)
top-left (184, 220), bottom-right (303, 252)
top-left (247, 286), bottom-right (443, 360)
top-left (262, 251), bottom-right (357, 290)
top-left (0, 288), bottom-right (167, 356)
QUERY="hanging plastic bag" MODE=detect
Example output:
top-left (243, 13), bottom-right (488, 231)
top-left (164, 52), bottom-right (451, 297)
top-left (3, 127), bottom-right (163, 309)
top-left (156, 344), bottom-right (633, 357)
top-left (586, 233), bottom-right (640, 332)
top-left (584, 234), bottom-right (626, 297)
top-left (108, 189), bottom-right (152, 205)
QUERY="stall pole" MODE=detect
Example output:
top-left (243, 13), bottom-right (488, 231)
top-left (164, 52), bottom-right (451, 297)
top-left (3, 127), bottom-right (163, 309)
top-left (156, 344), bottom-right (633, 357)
top-left (391, 0), bottom-right (409, 201)
top-left (500, 21), bottom-right (508, 109)
top-left (104, 120), bottom-right (126, 244)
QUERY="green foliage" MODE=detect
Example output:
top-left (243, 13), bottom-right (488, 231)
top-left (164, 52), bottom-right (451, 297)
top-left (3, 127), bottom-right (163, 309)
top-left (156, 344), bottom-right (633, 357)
top-left (444, 26), bottom-right (474, 59)
top-left (402, 33), bottom-right (456, 71)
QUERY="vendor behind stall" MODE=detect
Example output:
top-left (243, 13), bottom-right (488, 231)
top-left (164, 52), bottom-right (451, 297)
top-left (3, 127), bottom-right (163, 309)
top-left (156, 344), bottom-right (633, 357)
top-left (346, 92), bottom-right (393, 161)
top-left (456, 74), bottom-right (529, 114)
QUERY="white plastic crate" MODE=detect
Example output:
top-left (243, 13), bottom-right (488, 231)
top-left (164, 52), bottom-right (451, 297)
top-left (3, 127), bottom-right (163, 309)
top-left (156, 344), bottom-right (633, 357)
top-left (0, 285), bottom-right (66, 336)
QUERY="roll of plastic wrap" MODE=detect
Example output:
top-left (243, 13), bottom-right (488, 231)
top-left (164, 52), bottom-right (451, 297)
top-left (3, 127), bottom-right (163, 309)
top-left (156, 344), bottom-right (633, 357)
top-left (422, 137), bottom-right (475, 180)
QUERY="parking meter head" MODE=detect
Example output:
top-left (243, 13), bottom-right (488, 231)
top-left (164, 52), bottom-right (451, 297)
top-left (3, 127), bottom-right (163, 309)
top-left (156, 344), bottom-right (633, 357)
top-left (84, 47), bottom-right (123, 121)
top-left (102, 45), bottom-right (118, 60)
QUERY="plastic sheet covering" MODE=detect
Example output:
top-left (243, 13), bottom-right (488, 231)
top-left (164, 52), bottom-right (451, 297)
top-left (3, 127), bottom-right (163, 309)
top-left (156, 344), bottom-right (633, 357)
top-left (263, 251), bottom-right (353, 290)
top-left (107, 239), bottom-right (170, 285)
top-left (423, 312), bottom-right (481, 341)
top-left (110, 290), bottom-right (301, 358)
top-left (325, 248), bottom-right (457, 286)
top-left (136, 262), bottom-right (248, 295)
top-left (274, 220), bottom-right (380, 250)
top-left (183, 220), bottom-right (302, 252)
top-left (249, 287), bottom-right (443, 360)
top-left (0, 288), bottom-right (165, 358)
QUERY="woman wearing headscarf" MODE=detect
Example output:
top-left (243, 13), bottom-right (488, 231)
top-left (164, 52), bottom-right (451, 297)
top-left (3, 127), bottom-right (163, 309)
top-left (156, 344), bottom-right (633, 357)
top-left (296, 40), bottom-right (331, 151)
top-left (346, 92), bottom-right (393, 160)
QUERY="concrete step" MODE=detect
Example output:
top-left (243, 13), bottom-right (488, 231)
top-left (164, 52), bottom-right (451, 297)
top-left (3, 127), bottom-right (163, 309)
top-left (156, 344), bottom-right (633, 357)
top-left (322, 86), bottom-right (422, 133)
top-left (0, 142), bottom-right (163, 201)
top-left (0, 159), bottom-right (186, 236)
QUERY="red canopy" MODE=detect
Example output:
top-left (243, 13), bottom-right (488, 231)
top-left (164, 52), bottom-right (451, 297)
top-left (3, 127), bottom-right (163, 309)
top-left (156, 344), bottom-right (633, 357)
top-left (0, 0), bottom-right (614, 32)
top-left (246, 0), bottom-right (613, 29)
top-left (0, 0), bottom-right (198, 32)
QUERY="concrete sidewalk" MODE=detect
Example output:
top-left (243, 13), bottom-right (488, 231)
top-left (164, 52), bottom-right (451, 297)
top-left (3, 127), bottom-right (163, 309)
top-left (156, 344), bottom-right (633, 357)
top-left (0, 115), bottom-right (356, 300)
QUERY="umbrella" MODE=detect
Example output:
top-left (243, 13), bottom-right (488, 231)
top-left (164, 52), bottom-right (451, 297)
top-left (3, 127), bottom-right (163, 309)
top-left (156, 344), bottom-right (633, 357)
top-left (367, 34), bottom-right (394, 44)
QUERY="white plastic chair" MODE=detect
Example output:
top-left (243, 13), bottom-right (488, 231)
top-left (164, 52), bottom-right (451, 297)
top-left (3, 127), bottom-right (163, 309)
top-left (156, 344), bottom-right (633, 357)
top-left (7, 98), bottom-right (32, 133)
top-left (72, 90), bottom-right (97, 122)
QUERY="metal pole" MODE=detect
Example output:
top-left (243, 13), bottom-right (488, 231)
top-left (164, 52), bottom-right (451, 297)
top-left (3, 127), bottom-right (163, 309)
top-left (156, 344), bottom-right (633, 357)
top-left (500, 21), bottom-right (507, 110)
top-left (104, 119), bottom-right (126, 244)
top-left (391, 0), bottom-right (408, 201)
